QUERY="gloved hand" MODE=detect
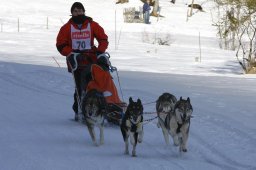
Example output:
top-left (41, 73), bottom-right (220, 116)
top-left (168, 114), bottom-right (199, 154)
top-left (97, 53), bottom-right (111, 71)
top-left (67, 53), bottom-right (84, 71)
top-left (97, 52), bottom-right (110, 65)
top-left (96, 51), bottom-right (103, 57)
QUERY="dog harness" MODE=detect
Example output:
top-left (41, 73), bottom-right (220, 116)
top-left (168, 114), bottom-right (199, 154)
top-left (130, 116), bottom-right (143, 133)
top-left (176, 117), bottom-right (191, 133)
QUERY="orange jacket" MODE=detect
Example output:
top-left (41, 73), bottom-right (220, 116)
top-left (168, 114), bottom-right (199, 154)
top-left (56, 17), bottom-right (108, 70)
top-left (86, 64), bottom-right (122, 104)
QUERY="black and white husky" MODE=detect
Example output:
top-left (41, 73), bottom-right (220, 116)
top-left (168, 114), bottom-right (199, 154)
top-left (82, 89), bottom-right (106, 146)
top-left (156, 92), bottom-right (177, 145)
top-left (120, 97), bottom-right (144, 157)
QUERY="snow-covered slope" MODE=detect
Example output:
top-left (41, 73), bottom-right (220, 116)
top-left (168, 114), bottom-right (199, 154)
top-left (0, 0), bottom-right (244, 76)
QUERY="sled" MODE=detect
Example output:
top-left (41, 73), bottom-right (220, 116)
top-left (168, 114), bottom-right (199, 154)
top-left (85, 55), bottom-right (127, 125)
top-left (105, 102), bottom-right (127, 125)
top-left (80, 90), bottom-right (127, 125)
top-left (69, 52), bottom-right (126, 125)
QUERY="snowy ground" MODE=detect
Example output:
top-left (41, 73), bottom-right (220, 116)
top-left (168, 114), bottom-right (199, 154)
top-left (0, 0), bottom-right (256, 170)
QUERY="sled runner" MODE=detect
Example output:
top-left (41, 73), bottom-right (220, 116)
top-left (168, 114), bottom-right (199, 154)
top-left (105, 102), bottom-right (127, 125)
top-left (69, 52), bottom-right (126, 125)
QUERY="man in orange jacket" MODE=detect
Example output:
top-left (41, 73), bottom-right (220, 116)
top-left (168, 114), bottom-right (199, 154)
top-left (56, 2), bottom-right (109, 120)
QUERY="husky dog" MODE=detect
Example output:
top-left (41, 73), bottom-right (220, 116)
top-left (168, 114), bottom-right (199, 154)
top-left (171, 97), bottom-right (193, 152)
top-left (82, 89), bottom-right (107, 146)
top-left (156, 92), bottom-right (177, 145)
top-left (120, 97), bottom-right (144, 157)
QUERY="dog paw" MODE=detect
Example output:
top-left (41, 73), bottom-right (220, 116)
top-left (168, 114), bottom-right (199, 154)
top-left (173, 139), bottom-right (180, 146)
top-left (138, 134), bottom-right (143, 143)
top-left (182, 148), bottom-right (187, 152)
top-left (74, 113), bottom-right (79, 121)
top-left (157, 122), bottom-right (160, 128)
top-left (173, 143), bottom-right (179, 147)
top-left (132, 154), bottom-right (137, 157)
top-left (173, 138), bottom-right (179, 146)
top-left (99, 138), bottom-right (104, 145)
top-left (124, 150), bottom-right (129, 155)
top-left (138, 136), bottom-right (143, 143)
top-left (132, 150), bottom-right (137, 157)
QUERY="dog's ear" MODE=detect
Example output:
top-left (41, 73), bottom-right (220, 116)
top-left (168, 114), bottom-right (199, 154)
top-left (137, 98), bottom-right (141, 105)
top-left (187, 97), bottom-right (190, 103)
top-left (129, 97), bottom-right (133, 104)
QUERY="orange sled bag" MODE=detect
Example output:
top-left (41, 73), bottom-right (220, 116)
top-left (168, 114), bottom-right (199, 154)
top-left (86, 64), bottom-right (122, 104)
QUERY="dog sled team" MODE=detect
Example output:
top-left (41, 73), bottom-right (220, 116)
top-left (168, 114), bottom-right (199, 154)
top-left (56, 2), bottom-right (193, 157)
top-left (121, 95), bottom-right (193, 156)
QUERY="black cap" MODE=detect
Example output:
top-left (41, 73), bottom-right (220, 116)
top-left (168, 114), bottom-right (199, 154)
top-left (71, 2), bottom-right (85, 13)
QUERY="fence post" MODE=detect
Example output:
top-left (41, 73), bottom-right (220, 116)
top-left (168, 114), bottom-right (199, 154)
top-left (190, 0), bottom-right (194, 17)
top-left (18, 18), bottom-right (20, 32)
top-left (157, 7), bottom-right (161, 22)
top-left (199, 31), bottom-right (202, 62)
top-left (47, 16), bottom-right (49, 29)
top-left (186, 8), bottom-right (189, 22)
top-left (115, 10), bottom-right (117, 50)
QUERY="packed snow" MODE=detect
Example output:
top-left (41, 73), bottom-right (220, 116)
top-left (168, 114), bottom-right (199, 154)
top-left (0, 0), bottom-right (255, 170)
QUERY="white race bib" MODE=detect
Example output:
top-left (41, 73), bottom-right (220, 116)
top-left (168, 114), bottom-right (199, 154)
top-left (71, 23), bottom-right (91, 50)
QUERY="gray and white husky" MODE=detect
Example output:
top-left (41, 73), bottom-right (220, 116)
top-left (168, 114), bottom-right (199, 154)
top-left (120, 97), bottom-right (144, 157)
top-left (156, 92), bottom-right (177, 145)
top-left (157, 94), bottom-right (193, 152)
top-left (172, 97), bottom-right (193, 152)
top-left (82, 89), bottom-right (106, 146)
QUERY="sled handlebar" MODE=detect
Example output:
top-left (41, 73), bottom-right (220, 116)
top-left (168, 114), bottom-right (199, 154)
top-left (70, 53), bottom-right (80, 72)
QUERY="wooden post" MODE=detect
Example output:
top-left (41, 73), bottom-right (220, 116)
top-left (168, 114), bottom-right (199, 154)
top-left (115, 10), bottom-right (117, 50)
top-left (18, 18), bottom-right (20, 32)
top-left (46, 16), bottom-right (49, 29)
top-left (186, 8), bottom-right (189, 22)
top-left (190, 0), bottom-right (194, 17)
top-left (155, 31), bottom-right (157, 53)
top-left (157, 6), bottom-right (161, 22)
top-left (199, 31), bottom-right (202, 62)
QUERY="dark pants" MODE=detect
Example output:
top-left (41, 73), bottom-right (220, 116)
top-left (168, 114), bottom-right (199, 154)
top-left (72, 65), bottom-right (92, 114)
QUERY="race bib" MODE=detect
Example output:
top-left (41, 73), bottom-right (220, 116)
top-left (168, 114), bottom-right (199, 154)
top-left (71, 24), bottom-right (91, 50)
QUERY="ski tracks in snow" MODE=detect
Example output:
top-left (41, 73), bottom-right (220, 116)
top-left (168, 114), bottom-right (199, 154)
top-left (190, 107), bottom-right (256, 170)
top-left (0, 66), bottom-right (71, 97)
